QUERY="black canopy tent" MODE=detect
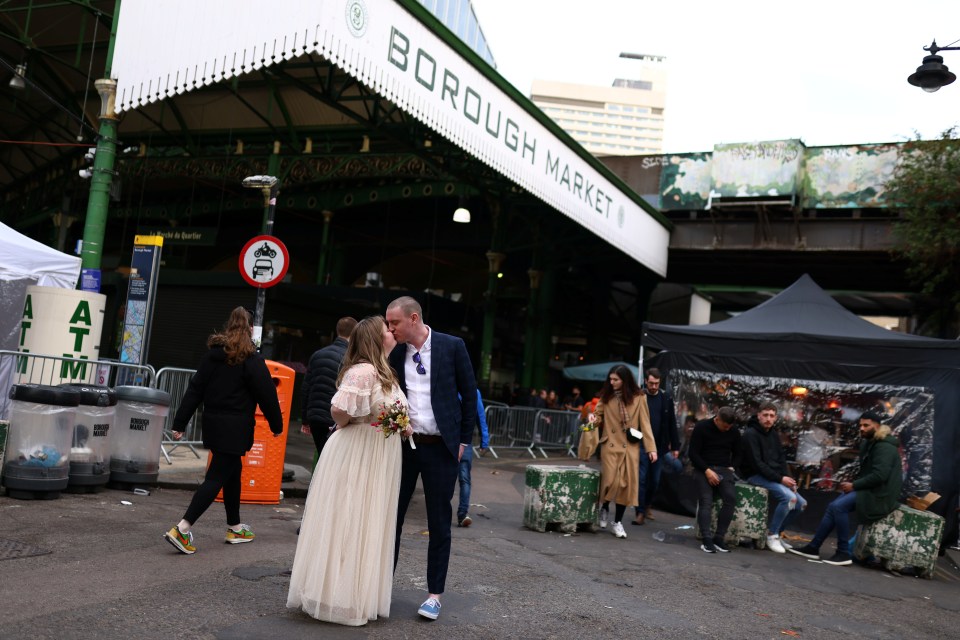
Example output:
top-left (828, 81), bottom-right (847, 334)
top-left (642, 274), bottom-right (960, 497)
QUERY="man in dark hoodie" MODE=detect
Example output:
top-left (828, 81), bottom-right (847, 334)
top-left (788, 410), bottom-right (902, 566)
top-left (741, 402), bottom-right (806, 554)
top-left (301, 317), bottom-right (357, 459)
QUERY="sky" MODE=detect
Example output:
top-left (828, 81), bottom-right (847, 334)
top-left (471, 0), bottom-right (960, 153)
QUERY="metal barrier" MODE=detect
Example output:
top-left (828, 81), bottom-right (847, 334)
top-left (485, 405), bottom-right (542, 458)
top-left (0, 350), bottom-right (155, 421)
top-left (155, 366), bottom-right (201, 463)
top-left (483, 405), bottom-right (583, 458)
top-left (530, 409), bottom-right (580, 458)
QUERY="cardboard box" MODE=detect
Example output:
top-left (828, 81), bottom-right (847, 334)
top-left (905, 492), bottom-right (940, 511)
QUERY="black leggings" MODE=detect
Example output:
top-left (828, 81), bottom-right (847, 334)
top-left (602, 501), bottom-right (627, 523)
top-left (182, 452), bottom-right (243, 526)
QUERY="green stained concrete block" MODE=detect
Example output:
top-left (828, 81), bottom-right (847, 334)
top-left (523, 465), bottom-right (600, 533)
top-left (697, 481), bottom-right (769, 548)
top-left (853, 504), bottom-right (944, 578)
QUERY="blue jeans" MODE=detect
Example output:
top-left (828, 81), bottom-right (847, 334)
top-left (637, 452), bottom-right (662, 515)
top-left (747, 474), bottom-right (807, 535)
top-left (810, 491), bottom-right (857, 554)
top-left (457, 446), bottom-right (472, 520)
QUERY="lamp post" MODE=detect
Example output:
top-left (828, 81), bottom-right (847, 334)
top-left (908, 40), bottom-right (960, 92)
top-left (242, 174), bottom-right (279, 350)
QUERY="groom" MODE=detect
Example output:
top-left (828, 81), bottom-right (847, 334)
top-left (387, 296), bottom-right (477, 621)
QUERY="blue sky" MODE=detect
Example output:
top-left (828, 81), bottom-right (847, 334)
top-left (472, 0), bottom-right (960, 153)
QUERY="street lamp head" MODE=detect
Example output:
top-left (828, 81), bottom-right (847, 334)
top-left (242, 175), bottom-right (278, 189)
top-left (908, 40), bottom-right (958, 92)
top-left (908, 53), bottom-right (956, 92)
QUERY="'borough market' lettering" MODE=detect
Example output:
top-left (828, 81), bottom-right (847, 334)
top-left (387, 27), bottom-right (536, 166)
top-left (546, 151), bottom-right (613, 217)
top-left (129, 418), bottom-right (150, 431)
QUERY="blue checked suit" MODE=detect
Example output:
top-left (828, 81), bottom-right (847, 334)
top-left (390, 331), bottom-right (477, 595)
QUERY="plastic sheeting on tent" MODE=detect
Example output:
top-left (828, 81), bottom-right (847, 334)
top-left (642, 273), bottom-right (960, 500)
top-left (0, 223), bottom-right (82, 416)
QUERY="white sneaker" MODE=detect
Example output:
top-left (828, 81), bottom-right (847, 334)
top-left (612, 522), bottom-right (627, 539)
top-left (599, 506), bottom-right (609, 529)
top-left (766, 534), bottom-right (786, 554)
top-left (779, 538), bottom-right (793, 550)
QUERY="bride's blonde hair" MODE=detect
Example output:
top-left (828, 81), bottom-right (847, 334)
top-left (337, 315), bottom-right (398, 393)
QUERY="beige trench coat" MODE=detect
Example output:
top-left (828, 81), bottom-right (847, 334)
top-left (595, 394), bottom-right (654, 506)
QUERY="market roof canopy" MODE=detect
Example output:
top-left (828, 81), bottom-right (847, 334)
top-left (110, 0), bottom-right (669, 276)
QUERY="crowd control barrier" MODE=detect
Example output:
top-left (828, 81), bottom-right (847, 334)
top-left (156, 367), bottom-right (202, 463)
top-left (529, 409), bottom-right (580, 458)
top-left (0, 350), bottom-right (154, 421)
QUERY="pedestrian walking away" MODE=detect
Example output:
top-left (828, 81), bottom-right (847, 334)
top-left (387, 296), bottom-right (477, 621)
top-left (300, 316), bottom-right (357, 462)
top-left (163, 306), bottom-right (283, 555)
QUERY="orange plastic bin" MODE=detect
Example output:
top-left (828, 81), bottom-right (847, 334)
top-left (212, 360), bottom-right (293, 505)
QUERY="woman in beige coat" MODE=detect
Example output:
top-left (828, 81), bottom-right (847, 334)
top-left (595, 365), bottom-right (657, 539)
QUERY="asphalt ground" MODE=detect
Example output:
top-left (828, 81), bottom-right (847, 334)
top-left (1, 430), bottom-right (958, 640)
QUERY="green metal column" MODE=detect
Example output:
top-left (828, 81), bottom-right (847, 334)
top-left (520, 267), bottom-right (541, 390)
top-left (316, 210), bottom-right (334, 284)
top-left (78, 0), bottom-right (123, 278)
top-left (478, 200), bottom-right (504, 395)
top-left (531, 267), bottom-right (556, 390)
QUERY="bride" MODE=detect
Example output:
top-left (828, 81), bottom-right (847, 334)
top-left (287, 315), bottom-right (411, 626)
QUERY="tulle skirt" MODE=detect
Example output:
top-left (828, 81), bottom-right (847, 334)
top-left (286, 421), bottom-right (402, 626)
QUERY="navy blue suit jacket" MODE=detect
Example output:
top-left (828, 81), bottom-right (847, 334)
top-left (390, 331), bottom-right (477, 460)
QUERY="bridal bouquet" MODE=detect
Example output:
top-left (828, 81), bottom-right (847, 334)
top-left (372, 399), bottom-right (411, 440)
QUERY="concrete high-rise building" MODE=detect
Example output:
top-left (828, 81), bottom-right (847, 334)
top-left (531, 53), bottom-right (666, 156)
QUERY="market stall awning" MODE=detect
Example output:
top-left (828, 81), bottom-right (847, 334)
top-left (110, 0), bottom-right (669, 276)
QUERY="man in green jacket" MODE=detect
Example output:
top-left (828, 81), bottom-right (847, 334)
top-left (788, 410), bottom-right (902, 566)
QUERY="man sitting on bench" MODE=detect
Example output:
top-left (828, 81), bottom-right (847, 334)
top-left (788, 410), bottom-right (902, 566)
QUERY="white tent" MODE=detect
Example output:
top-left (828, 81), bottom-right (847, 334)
top-left (0, 222), bottom-right (81, 288)
top-left (0, 223), bottom-right (81, 418)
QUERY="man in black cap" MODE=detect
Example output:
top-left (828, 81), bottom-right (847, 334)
top-left (788, 410), bottom-right (902, 566)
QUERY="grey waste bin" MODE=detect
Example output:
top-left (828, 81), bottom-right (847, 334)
top-left (61, 384), bottom-right (118, 492)
top-left (1, 384), bottom-right (80, 500)
top-left (109, 386), bottom-right (171, 487)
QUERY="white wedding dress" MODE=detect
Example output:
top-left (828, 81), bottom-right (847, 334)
top-left (287, 363), bottom-right (405, 626)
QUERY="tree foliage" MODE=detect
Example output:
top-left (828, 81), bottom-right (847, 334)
top-left (887, 128), bottom-right (960, 335)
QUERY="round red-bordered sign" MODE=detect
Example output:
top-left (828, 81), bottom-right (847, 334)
top-left (239, 235), bottom-right (289, 288)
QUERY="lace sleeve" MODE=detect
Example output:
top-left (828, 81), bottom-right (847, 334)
top-left (331, 363), bottom-right (376, 417)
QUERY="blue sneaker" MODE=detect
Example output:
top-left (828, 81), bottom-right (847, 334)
top-left (418, 597), bottom-right (441, 620)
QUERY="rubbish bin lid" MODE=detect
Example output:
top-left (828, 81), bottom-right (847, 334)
top-left (10, 383), bottom-right (81, 407)
top-left (59, 384), bottom-right (119, 407)
top-left (115, 385), bottom-right (171, 406)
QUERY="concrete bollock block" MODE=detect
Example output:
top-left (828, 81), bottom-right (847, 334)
top-left (697, 481), bottom-right (769, 549)
top-left (853, 504), bottom-right (944, 578)
top-left (523, 465), bottom-right (600, 533)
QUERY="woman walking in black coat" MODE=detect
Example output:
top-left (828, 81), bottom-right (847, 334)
top-left (164, 306), bottom-right (283, 555)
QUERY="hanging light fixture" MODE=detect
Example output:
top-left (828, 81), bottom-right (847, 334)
top-left (452, 196), bottom-right (470, 223)
top-left (8, 63), bottom-right (26, 90)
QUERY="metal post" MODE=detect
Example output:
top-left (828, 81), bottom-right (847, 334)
top-left (78, 0), bottom-right (123, 281)
top-left (242, 175), bottom-right (280, 350)
top-left (480, 250), bottom-right (505, 393)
